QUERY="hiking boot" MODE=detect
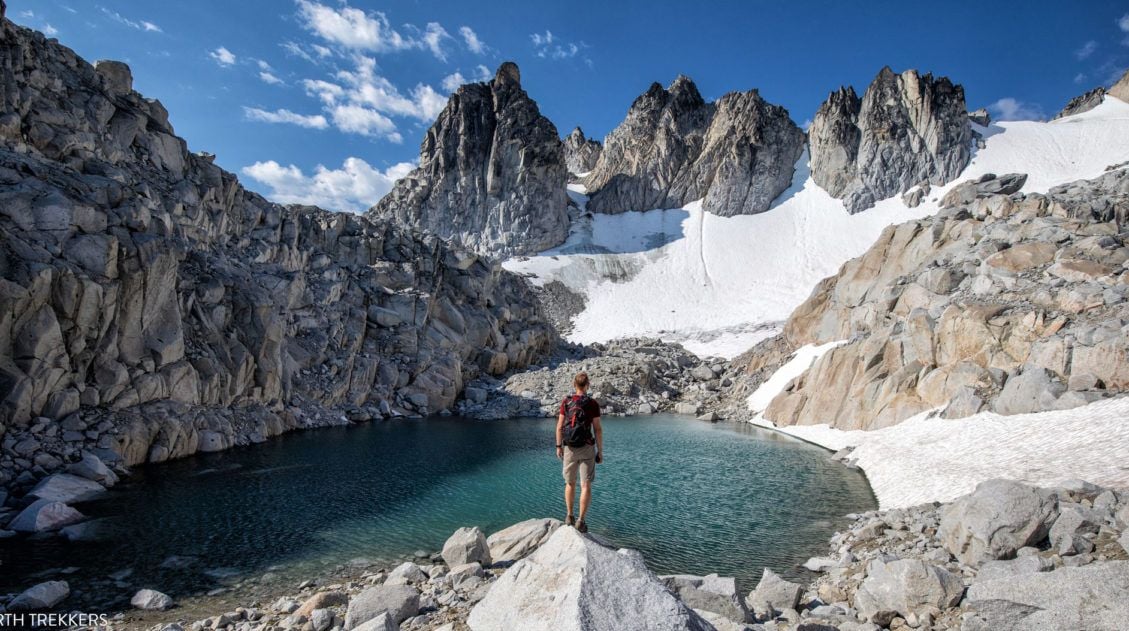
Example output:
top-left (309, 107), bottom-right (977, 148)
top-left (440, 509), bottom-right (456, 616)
top-left (565, 514), bottom-right (575, 527)
top-left (576, 519), bottom-right (588, 533)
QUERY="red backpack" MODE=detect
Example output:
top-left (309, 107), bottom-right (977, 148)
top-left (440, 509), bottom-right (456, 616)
top-left (562, 394), bottom-right (594, 447)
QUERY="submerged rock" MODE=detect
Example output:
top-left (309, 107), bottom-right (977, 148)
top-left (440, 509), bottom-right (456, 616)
top-left (7, 580), bottom-right (70, 611)
top-left (7, 498), bottom-right (85, 532)
top-left (27, 473), bottom-right (106, 504)
top-left (468, 526), bottom-right (712, 630)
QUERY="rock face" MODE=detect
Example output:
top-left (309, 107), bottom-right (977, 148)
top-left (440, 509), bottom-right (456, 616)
top-left (963, 562), bottom-right (1129, 631)
top-left (759, 167), bottom-right (1129, 430)
top-left (582, 76), bottom-right (804, 217)
top-left (368, 62), bottom-right (569, 258)
top-left (0, 20), bottom-right (554, 489)
top-left (1055, 87), bottom-right (1106, 119)
top-left (563, 127), bottom-right (601, 174)
top-left (467, 526), bottom-right (713, 631)
top-left (1109, 68), bottom-right (1129, 103)
top-left (809, 67), bottom-right (972, 213)
top-left (939, 479), bottom-right (1057, 565)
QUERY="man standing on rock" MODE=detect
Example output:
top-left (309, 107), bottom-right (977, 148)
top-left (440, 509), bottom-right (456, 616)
top-left (556, 372), bottom-right (603, 533)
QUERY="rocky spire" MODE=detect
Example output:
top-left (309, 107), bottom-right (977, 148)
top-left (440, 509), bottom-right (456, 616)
top-left (367, 61), bottom-right (569, 259)
top-left (563, 127), bottom-right (602, 174)
top-left (1055, 69), bottom-right (1129, 119)
top-left (809, 67), bottom-right (972, 213)
top-left (583, 76), bottom-right (805, 216)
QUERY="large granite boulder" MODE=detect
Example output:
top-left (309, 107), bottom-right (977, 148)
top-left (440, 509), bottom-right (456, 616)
top-left (442, 526), bottom-right (492, 567)
top-left (467, 526), bottom-right (713, 631)
top-left (938, 479), bottom-right (1057, 565)
top-left (963, 561), bottom-right (1129, 630)
top-left (130, 588), bottom-right (174, 610)
top-left (368, 62), bottom-right (569, 258)
top-left (583, 75), bottom-right (804, 217)
top-left (853, 558), bottom-right (963, 621)
top-left (661, 573), bottom-right (748, 623)
top-left (745, 567), bottom-right (802, 617)
top-left (809, 67), bottom-right (972, 213)
top-left (344, 584), bottom-right (419, 629)
top-left (486, 517), bottom-right (562, 563)
top-left (563, 127), bottom-right (602, 174)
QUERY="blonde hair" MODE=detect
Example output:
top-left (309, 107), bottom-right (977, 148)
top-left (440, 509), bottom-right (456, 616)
top-left (573, 372), bottom-right (590, 391)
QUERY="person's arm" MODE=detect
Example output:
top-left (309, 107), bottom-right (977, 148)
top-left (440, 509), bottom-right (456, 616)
top-left (593, 416), bottom-right (603, 463)
top-left (556, 412), bottom-right (565, 460)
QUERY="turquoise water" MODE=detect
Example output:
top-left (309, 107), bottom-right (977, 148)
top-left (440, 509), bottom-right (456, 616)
top-left (1, 414), bottom-right (874, 604)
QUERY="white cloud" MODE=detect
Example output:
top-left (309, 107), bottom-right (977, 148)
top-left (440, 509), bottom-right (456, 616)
top-left (43, 23), bottom-right (59, 36)
top-left (460, 26), bottom-right (485, 53)
top-left (988, 97), bottom-right (1045, 121)
top-left (412, 84), bottom-right (447, 120)
top-left (242, 157), bottom-right (415, 213)
top-left (243, 107), bottom-right (328, 129)
top-left (1074, 40), bottom-right (1097, 60)
top-left (419, 22), bottom-right (451, 61)
top-left (296, 0), bottom-right (414, 52)
top-left (303, 79), bottom-right (345, 104)
top-left (441, 72), bottom-right (467, 92)
top-left (19, 10), bottom-right (34, 18)
top-left (101, 8), bottom-right (161, 33)
top-left (283, 41), bottom-right (316, 63)
top-left (1120, 14), bottom-right (1129, 32)
top-left (257, 59), bottom-right (272, 71)
top-left (330, 104), bottom-right (401, 141)
top-left (531, 29), bottom-right (588, 63)
top-left (1074, 72), bottom-right (1087, 85)
top-left (441, 65), bottom-right (491, 92)
top-left (209, 46), bottom-right (236, 66)
top-left (314, 55), bottom-right (445, 121)
top-left (312, 44), bottom-right (333, 58)
top-left (260, 72), bottom-right (284, 85)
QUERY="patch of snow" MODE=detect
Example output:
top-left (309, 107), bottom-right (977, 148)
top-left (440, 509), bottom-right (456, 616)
top-left (746, 341), bottom-right (846, 412)
top-left (505, 99), bottom-right (1129, 358)
top-left (751, 397), bottom-right (1129, 509)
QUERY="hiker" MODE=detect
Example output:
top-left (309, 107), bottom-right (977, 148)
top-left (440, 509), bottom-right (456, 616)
top-left (556, 371), bottom-right (603, 533)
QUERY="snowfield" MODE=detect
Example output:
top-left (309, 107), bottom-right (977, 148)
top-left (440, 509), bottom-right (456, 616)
top-left (505, 97), bottom-right (1129, 358)
top-left (751, 397), bottom-right (1129, 510)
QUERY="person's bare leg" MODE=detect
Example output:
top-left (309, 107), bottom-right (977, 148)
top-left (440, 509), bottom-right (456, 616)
top-left (578, 482), bottom-right (592, 522)
top-left (564, 482), bottom-right (575, 520)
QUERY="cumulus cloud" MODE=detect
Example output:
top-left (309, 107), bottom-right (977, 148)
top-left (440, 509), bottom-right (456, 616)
top-left (988, 97), bottom-right (1045, 121)
top-left (301, 55), bottom-right (446, 127)
top-left (441, 65), bottom-right (491, 92)
top-left (243, 107), bottom-right (328, 129)
top-left (296, 0), bottom-right (415, 52)
top-left (329, 104), bottom-right (401, 141)
top-left (419, 22), bottom-right (451, 61)
top-left (1075, 40), bottom-right (1097, 60)
top-left (241, 157), bottom-right (415, 213)
top-left (460, 26), bottom-right (485, 53)
top-left (43, 23), bottom-right (58, 36)
top-left (260, 72), bottom-right (284, 85)
top-left (209, 46), bottom-right (236, 66)
top-left (1120, 14), bottom-right (1129, 33)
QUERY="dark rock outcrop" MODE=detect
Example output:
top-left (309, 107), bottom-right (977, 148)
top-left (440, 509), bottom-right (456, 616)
top-left (368, 62), bottom-right (569, 258)
top-left (809, 67), bottom-right (972, 213)
top-left (562, 127), bottom-right (601, 174)
top-left (0, 20), bottom-right (554, 487)
top-left (1055, 87), bottom-right (1106, 120)
top-left (583, 76), bottom-right (805, 216)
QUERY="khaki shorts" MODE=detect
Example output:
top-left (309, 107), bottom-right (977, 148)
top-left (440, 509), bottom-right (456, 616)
top-left (562, 444), bottom-right (596, 485)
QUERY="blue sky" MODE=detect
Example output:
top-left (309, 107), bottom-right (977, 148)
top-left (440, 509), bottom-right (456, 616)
top-left (8, 1), bottom-right (1129, 212)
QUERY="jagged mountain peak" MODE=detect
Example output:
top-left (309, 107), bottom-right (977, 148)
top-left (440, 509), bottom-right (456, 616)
top-left (493, 60), bottom-right (521, 87)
